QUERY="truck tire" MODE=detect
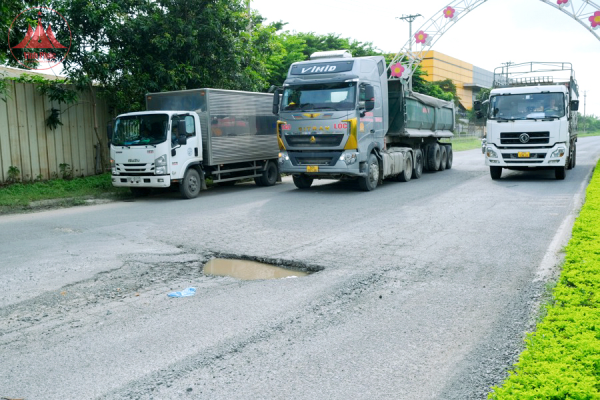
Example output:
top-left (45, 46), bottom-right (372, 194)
top-left (255, 161), bottom-right (278, 187)
top-left (568, 143), bottom-right (576, 169)
top-left (445, 145), bottom-right (453, 169)
top-left (130, 187), bottom-right (151, 197)
top-left (180, 168), bottom-right (202, 199)
top-left (438, 145), bottom-right (447, 171)
top-left (427, 143), bottom-right (441, 171)
top-left (293, 174), bottom-right (313, 189)
top-left (358, 153), bottom-right (379, 191)
top-left (490, 166), bottom-right (502, 180)
top-left (397, 152), bottom-right (413, 182)
top-left (555, 165), bottom-right (566, 180)
top-left (412, 149), bottom-right (423, 179)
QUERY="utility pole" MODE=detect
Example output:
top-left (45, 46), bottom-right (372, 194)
top-left (396, 14), bottom-right (422, 52)
top-left (246, 0), bottom-right (252, 32)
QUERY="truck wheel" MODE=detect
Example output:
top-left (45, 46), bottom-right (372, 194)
top-left (255, 161), bottom-right (278, 187)
top-left (358, 153), bottom-right (379, 191)
top-left (445, 145), bottom-right (453, 169)
top-left (490, 166), bottom-right (502, 180)
top-left (427, 143), bottom-right (441, 171)
top-left (555, 165), bottom-right (566, 180)
top-left (293, 174), bottom-right (313, 189)
top-left (438, 145), bottom-right (447, 171)
top-left (130, 187), bottom-right (151, 197)
top-left (397, 152), bottom-right (413, 182)
top-left (568, 143), bottom-right (576, 169)
top-left (412, 149), bottom-right (423, 179)
top-left (180, 168), bottom-right (201, 199)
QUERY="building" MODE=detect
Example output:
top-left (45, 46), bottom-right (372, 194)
top-left (419, 50), bottom-right (493, 111)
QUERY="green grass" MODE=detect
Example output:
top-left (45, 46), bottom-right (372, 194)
top-left (0, 173), bottom-right (130, 209)
top-left (578, 130), bottom-right (600, 138)
top-left (441, 137), bottom-right (483, 152)
top-left (489, 162), bottom-right (600, 399)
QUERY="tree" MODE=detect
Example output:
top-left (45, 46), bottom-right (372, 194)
top-left (56, 0), bottom-right (274, 113)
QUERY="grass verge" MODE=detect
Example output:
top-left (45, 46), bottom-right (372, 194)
top-left (440, 137), bottom-right (482, 152)
top-left (0, 173), bottom-right (130, 211)
top-left (578, 130), bottom-right (600, 138)
top-left (489, 162), bottom-right (600, 399)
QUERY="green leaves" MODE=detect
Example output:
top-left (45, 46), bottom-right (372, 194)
top-left (490, 163), bottom-right (600, 399)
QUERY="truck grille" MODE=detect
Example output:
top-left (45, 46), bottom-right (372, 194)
top-left (116, 163), bottom-right (154, 175)
top-left (500, 132), bottom-right (549, 145)
top-left (285, 134), bottom-right (344, 148)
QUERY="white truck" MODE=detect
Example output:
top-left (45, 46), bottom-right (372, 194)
top-left (109, 88), bottom-right (280, 198)
top-left (476, 62), bottom-right (580, 180)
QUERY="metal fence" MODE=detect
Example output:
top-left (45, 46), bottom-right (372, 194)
top-left (0, 81), bottom-right (111, 183)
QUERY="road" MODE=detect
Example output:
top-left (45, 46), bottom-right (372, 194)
top-left (1, 136), bottom-right (599, 400)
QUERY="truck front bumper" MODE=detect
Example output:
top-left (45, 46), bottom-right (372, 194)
top-left (484, 143), bottom-right (568, 168)
top-left (278, 150), bottom-right (365, 178)
top-left (111, 175), bottom-right (172, 188)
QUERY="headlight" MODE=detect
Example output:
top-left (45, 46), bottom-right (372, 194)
top-left (550, 147), bottom-right (566, 158)
top-left (155, 154), bottom-right (167, 175)
top-left (110, 158), bottom-right (118, 175)
top-left (278, 152), bottom-right (289, 164)
top-left (341, 152), bottom-right (358, 165)
top-left (486, 147), bottom-right (498, 158)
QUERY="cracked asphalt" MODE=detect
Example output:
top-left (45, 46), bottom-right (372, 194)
top-left (1, 136), bottom-right (600, 399)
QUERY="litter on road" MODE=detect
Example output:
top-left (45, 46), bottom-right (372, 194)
top-left (167, 287), bottom-right (197, 298)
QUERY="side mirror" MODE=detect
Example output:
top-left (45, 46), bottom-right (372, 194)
top-left (106, 122), bottom-right (113, 148)
top-left (365, 85), bottom-right (375, 111)
top-left (177, 120), bottom-right (187, 144)
top-left (476, 111), bottom-right (483, 119)
top-left (473, 100), bottom-right (481, 111)
top-left (570, 100), bottom-right (579, 112)
top-left (272, 89), bottom-right (281, 115)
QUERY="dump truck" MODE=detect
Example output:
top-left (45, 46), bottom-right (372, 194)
top-left (109, 88), bottom-right (279, 198)
top-left (272, 50), bottom-right (455, 191)
top-left (475, 62), bottom-right (580, 180)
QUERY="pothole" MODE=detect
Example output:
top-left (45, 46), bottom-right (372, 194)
top-left (203, 258), bottom-right (309, 280)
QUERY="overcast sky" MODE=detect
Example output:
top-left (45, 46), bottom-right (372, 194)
top-left (252, 0), bottom-right (599, 117)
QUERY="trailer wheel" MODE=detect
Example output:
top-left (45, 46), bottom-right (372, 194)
top-left (445, 145), bottom-right (453, 169)
top-left (255, 161), bottom-right (278, 187)
top-left (412, 149), bottom-right (423, 179)
top-left (293, 174), bottom-right (313, 189)
top-left (130, 187), bottom-right (151, 197)
top-left (438, 145), bottom-right (447, 171)
top-left (427, 143), bottom-right (441, 171)
top-left (490, 166), bottom-right (502, 180)
top-left (555, 165), bottom-right (566, 180)
top-left (180, 168), bottom-right (201, 199)
top-left (397, 152), bottom-right (413, 182)
top-left (358, 153), bottom-right (380, 191)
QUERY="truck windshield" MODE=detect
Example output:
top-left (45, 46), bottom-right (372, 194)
top-left (112, 114), bottom-right (169, 146)
top-left (281, 82), bottom-right (356, 112)
top-left (489, 92), bottom-right (565, 120)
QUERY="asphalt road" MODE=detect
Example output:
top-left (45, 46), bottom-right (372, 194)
top-left (2, 136), bottom-right (600, 400)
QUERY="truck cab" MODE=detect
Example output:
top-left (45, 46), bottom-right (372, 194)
top-left (110, 110), bottom-right (202, 196)
top-left (478, 62), bottom-right (579, 180)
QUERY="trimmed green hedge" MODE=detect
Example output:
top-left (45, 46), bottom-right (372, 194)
top-left (490, 163), bottom-right (600, 399)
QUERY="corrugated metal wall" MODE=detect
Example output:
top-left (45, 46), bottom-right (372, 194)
top-left (0, 81), bottom-right (111, 183)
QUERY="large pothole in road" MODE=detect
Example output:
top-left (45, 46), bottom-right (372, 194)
top-left (203, 258), bottom-right (310, 280)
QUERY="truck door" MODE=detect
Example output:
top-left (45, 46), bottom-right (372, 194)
top-left (170, 114), bottom-right (198, 178)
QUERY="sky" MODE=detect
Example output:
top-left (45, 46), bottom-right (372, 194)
top-left (252, 0), bottom-right (600, 116)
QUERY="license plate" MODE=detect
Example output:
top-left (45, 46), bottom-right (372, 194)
top-left (306, 166), bottom-right (319, 173)
top-left (518, 152), bottom-right (530, 158)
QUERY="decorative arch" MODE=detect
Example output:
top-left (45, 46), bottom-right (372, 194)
top-left (388, 0), bottom-right (600, 84)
